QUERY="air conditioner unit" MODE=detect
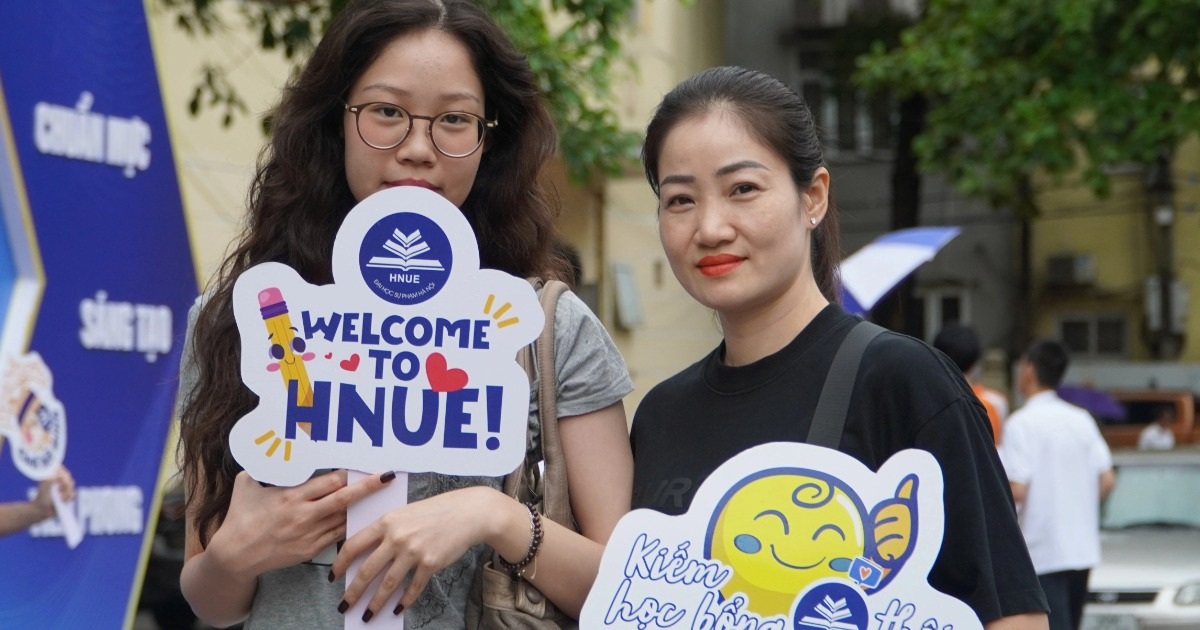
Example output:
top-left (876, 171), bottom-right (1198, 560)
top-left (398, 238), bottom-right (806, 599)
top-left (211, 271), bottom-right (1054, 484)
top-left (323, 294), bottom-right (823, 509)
top-left (1046, 253), bottom-right (1096, 287)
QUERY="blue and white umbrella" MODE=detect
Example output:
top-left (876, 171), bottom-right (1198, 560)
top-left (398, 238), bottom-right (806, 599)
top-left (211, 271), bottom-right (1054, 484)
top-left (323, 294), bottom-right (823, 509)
top-left (839, 226), bottom-right (961, 316)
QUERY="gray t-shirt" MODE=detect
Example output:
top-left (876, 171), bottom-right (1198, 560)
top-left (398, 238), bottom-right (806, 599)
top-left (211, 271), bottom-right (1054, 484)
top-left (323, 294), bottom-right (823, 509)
top-left (178, 288), bottom-right (633, 629)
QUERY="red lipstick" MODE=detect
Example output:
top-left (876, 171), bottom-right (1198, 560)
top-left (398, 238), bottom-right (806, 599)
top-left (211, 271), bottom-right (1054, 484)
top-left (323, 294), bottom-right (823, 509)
top-left (697, 254), bottom-right (745, 277)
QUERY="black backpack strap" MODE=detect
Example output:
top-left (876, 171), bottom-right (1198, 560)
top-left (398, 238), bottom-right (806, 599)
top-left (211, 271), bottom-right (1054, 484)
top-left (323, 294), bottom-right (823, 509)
top-left (806, 320), bottom-right (886, 448)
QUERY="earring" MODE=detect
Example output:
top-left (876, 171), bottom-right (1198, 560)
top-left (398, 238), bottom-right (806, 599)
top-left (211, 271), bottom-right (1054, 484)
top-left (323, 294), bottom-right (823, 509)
top-left (809, 217), bottom-right (817, 226)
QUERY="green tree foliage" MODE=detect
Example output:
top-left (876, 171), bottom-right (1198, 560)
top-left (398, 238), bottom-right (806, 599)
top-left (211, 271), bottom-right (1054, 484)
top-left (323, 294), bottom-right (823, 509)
top-left (160, 0), bottom-right (644, 184)
top-left (856, 0), bottom-right (1200, 215)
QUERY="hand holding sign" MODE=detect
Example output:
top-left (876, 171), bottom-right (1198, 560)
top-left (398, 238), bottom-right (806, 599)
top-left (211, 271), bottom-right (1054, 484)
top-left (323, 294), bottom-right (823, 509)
top-left (334, 482), bottom-right (502, 618)
top-left (0, 353), bottom-right (78, 549)
top-left (207, 470), bottom-right (396, 576)
top-left (230, 187), bottom-right (545, 628)
top-left (48, 470), bottom-right (82, 549)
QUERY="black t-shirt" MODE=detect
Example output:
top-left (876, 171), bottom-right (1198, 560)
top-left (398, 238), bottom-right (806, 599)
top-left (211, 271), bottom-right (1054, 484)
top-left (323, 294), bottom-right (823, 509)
top-left (631, 305), bottom-right (1048, 622)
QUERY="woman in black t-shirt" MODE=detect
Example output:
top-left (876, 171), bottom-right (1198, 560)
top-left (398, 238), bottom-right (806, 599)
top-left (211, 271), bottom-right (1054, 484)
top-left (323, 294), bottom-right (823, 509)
top-left (634, 65), bottom-right (1049, 629)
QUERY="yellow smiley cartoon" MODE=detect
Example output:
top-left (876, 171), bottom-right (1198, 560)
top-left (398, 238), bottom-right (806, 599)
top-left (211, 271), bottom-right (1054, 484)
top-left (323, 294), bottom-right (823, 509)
top-left (705, 470), bottom-right (871, 618)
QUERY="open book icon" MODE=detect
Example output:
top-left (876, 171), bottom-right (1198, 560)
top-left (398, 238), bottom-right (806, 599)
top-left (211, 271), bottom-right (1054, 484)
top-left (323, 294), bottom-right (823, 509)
top-left (366, 229), bottom-right (445, 271)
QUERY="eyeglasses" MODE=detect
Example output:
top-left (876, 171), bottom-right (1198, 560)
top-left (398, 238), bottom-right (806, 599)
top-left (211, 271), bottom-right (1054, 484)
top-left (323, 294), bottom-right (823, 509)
top-left (344, 102), bottom-right (497, 158)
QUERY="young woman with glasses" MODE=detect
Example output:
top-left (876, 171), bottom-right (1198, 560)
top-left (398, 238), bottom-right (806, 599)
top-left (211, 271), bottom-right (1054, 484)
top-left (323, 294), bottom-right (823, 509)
top-left (177, 1), bottom-right (634, 627)
top-left (633, 66), bottom-right (1050, 628)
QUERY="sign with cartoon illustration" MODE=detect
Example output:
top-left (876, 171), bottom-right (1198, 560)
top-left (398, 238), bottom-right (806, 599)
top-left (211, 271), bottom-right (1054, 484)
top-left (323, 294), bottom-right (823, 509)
top-left (581, 443), bottom-right (981, 630)
top-left (0, 352), bottom-right (67, 482)
top-left (0, 352), bottom-right (83, 548)
top-left (230, 186), bottom-right (543, 486)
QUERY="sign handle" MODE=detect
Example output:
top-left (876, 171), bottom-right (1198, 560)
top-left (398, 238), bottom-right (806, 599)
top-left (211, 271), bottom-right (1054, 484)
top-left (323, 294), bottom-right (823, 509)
top-left (344, 469), bottom-right (408, 629)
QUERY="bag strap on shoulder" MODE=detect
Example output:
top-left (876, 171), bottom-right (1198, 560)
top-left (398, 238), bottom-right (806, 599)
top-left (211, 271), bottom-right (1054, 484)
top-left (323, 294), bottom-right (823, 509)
top-left (534, 279), bottom-right (571, 526)
top-left (806, 320), bottom-right (886, 449)
top-left (502, 278), bottom-right (572, 527)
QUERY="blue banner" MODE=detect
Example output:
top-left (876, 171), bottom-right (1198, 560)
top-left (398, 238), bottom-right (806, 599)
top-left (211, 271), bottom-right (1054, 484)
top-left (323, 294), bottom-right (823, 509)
top-left (0, 2), bottom-right (197, 628)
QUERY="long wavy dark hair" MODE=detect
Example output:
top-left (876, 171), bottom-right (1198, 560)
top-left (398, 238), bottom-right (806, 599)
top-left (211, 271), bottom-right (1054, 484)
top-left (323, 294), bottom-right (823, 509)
top-left (181, 0), bottom-right (564, 545)
top-left (641, 65), bottom-right (842, 304)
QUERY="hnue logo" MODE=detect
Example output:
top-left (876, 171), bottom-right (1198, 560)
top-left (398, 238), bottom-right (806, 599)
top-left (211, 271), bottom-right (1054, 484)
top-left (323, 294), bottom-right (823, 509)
top-left (359, 212), bottom-right (452, 305)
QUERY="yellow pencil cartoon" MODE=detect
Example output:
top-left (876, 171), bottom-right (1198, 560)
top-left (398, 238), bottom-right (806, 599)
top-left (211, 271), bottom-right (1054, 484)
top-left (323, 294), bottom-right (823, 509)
top-left (259, 287), bottom-right (314, 407)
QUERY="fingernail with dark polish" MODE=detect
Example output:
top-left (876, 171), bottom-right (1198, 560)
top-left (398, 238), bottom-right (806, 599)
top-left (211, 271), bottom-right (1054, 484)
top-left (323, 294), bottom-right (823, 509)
top-left (393, 603), bottom-right (405, 616)
top-left (327, 570), bottom-right (335, 582)
top-left (337, 600), bottom-right (349, 614)
top-left (363, 609), bottom-right (375, 623)
top-left (380, 470), bottom-right (396, 483)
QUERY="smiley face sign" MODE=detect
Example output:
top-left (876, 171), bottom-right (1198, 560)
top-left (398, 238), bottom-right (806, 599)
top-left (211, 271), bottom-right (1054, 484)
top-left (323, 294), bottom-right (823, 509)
top-left (581, 443), bottom-right (980, 630)
top-left (709, 470), bottom-right (878, 617)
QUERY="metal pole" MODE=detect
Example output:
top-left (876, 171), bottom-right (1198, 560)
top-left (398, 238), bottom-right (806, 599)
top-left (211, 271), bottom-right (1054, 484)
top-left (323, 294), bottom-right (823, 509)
top-left (1150, 148), bottom-right (1179, 359)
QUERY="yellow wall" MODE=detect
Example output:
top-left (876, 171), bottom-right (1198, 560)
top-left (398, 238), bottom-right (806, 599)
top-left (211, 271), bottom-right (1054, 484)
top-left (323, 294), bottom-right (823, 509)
top-left (547, 0), bottom-right (730, 415)
top-left (600, 0), bottom-right (727, 414)
top-left (145, 1), bottom-right (293, 291)
top-left (1035, 170), bottom-right (1152, 295)
top-left (1173, 135), bottom-right (1200, 360)
top-left (1031, 139), bottom-right (1200, 361)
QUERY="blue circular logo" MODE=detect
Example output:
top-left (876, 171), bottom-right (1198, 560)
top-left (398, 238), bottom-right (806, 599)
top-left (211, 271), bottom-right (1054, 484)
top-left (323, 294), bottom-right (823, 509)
top-left (791, 582), bottom-right (868, 630)
top-left (359, 212), bottom-right (453, 305)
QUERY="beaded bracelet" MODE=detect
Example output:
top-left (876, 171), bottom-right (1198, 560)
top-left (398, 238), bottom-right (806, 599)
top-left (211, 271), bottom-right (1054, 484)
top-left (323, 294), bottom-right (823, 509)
top-left (497, 501), bottom-right (543, 579)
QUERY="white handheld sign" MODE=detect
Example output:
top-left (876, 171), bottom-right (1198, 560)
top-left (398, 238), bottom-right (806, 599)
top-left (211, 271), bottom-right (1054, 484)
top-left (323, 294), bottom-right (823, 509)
top-left (582, 443), bottom-right (982, 630)
top-left (230, 186), bottom-right (542, 486)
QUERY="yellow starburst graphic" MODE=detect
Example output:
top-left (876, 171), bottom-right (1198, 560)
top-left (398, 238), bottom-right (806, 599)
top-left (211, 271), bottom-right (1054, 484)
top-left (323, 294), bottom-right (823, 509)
top-left (483, 294), bottom-right (519, 328)
top-left (255, 429), bottom-right (293, 461)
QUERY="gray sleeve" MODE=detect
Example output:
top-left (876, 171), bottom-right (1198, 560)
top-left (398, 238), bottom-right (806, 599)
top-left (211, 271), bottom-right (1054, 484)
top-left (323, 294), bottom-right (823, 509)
top-left (176, 295), bottom-right (204, 418)
top-left (549, 290), bottom-right (633, 418)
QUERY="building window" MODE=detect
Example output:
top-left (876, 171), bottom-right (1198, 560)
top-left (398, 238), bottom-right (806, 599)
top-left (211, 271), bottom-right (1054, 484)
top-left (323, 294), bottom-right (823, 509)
top-left (802, 84), bottom-right (894, 156)
top-left (1057, 314), bottom-right (1128, 357)
top-left (920, 287), bottom-right (971, 342)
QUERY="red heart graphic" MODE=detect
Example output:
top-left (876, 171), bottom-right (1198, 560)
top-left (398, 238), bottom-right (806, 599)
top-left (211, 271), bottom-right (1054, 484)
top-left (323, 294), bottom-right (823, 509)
top-left (426, 352), bottom-right (468, 393)
top-left (340, 353), bottom-right (360, 371)
top-left (324, 352), bottom-right (333, 359)
top-left (859, 566), bottom-right (871, 580)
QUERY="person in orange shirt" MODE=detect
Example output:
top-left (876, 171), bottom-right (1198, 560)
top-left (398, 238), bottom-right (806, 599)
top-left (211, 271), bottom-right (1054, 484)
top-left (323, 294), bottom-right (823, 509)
top-left (934, 323), bottom-right (1007, 445)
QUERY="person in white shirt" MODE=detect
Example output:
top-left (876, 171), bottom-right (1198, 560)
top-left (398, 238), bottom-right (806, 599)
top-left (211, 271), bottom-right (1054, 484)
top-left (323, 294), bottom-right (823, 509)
top-left (1137, 406), bottom-right (1177, 450)
top-left (999, 340), bottom-right (1115, 630)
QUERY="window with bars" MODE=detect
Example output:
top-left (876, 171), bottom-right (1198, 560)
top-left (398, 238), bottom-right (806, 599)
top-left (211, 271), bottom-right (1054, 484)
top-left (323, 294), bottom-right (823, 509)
top-left (1058, 314), bottom-right (1128, 357)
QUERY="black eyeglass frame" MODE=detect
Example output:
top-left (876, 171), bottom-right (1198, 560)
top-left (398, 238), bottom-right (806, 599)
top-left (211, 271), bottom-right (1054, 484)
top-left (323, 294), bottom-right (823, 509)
top-left (344, 102), bottom-right (498, 158)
